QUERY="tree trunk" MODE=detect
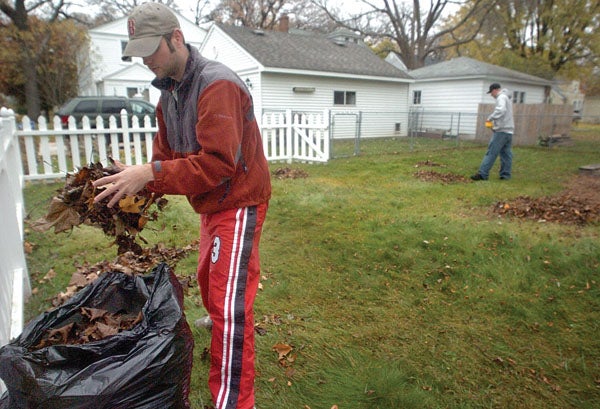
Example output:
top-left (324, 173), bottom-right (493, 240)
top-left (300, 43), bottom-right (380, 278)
top-left (23, 61), bottom-right (41, 120)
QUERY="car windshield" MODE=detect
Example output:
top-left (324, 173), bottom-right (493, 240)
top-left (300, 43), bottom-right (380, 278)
top-left (131, 100), bottom-right (154, 115)
top-left (102, 100), bottom-right (127, 114)
top-left (73, 100), bottom-right (97, 113)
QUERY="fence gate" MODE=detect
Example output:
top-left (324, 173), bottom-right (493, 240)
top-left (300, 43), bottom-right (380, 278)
top-left (261, 110), bottom-right (330, 163)
top-left (330, 111), bottom-right (361, 158)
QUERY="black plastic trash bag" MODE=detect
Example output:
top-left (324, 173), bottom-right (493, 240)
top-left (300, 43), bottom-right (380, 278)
top-left (0, 262), bottom-right (194, 409)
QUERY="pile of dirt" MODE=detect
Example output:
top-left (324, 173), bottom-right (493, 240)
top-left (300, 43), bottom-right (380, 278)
top-left (493, 175), bottom-right (600, 225)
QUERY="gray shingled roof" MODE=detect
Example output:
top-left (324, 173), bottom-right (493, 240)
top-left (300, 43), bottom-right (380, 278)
top-left (410, 57), bottom-right (552, 86)
top-left (217, 24), bottom-right (411, 80)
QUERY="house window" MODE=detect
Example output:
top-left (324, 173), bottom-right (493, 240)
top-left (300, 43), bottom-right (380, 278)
top-left (121, 41), bottom-right (131, 62)
top-left (512, 91), bottom-right (525, 104)
top-left (413, 90), bottom-right (422, 105)
top-left (333, 91), bottom-right (356, 106)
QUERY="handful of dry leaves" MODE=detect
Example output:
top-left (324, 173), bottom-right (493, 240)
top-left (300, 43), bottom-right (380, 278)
top-left (31, 161), bottom-right (168, 254)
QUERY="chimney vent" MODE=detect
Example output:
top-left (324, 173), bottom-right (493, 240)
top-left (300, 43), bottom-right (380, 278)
top-left (278, 14), bottom-right (289, 32)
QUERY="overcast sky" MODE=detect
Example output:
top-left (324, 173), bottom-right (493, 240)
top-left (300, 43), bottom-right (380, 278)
top-left (65, 0), bottom-right (457, 24)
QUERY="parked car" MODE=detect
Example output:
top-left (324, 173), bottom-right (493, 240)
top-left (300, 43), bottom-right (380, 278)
top-left (57, 96), bottom-right (156, 128)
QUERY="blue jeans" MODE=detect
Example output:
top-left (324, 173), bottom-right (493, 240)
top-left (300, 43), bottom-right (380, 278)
top-left (478, 131), bottom-right (513, 179)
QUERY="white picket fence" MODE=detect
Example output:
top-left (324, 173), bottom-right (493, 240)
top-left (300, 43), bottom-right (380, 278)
top-left (0, 108), bottom-right (30, 394)
top-left (19, 111), bottom-right (157, 180)
top-left (16, 109), bottom-right (330, 181)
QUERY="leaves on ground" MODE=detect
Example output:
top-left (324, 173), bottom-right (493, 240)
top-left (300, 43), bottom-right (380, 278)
top-left (272, 167), bottom-right (309, 179)
top-left (414, 170), bottom-right (472, 184)
top-left (29, 161), bottom-right (168, 254)
top-left (413, 160), bottom-right (470, 184)
top-left (494, 175), bottom-right (600, 225)
top-left (414, 160), bottom-right (445, 168)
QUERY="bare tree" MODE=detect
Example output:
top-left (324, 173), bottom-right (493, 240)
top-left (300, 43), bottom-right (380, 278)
top-left (284, 0), bottom-right (337, 33)
top-left (311, 0), bottom-right (494, 69)
top-left (210, 0), bottom-right (288, 29)
top-left (190, 0), bottom-right (214, 25)
top-left (86, 0), bottom-right (180, 23)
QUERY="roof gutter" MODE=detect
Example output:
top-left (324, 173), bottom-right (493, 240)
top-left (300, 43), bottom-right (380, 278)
top-left (261, 67), bottom-right (414, 83)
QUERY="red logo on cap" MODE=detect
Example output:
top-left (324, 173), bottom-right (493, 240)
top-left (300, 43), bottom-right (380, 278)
top-left (128, 19), bottom-right (135, 36)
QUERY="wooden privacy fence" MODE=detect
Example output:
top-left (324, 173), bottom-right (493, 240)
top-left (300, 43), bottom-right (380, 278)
top-left (476, 103), bottom-right (573, 145)
top-left (16, 109), bottom-right (331, 181)
top-left (0, 108), bottom-right (30, 394)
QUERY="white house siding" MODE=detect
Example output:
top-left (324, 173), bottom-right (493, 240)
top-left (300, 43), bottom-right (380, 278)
top-left (261, 72), bottom-right (409, 138)
top-left (409, 79), bottom-right (484, 137)
top-left (102, 64), bottom-right (159, 103)
top-left (200, 25), bottom-right (260, 74)
top-left (409, 79), bottom-right (548, 138)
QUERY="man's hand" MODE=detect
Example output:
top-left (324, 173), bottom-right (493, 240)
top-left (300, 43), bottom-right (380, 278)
top-left (93, 163), bottom-right (155, 208)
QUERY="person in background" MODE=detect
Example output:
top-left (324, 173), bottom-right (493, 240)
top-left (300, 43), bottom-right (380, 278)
top-left (471, 82), bottom-right (514, 181)
top-left (92, 3), bottom-right (271, 408)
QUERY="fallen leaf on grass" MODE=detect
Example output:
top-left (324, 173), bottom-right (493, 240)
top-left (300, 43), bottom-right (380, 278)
top-left (285, 367), bottom-right (296, 378)
top-left (272, 342), bottom-right (293, 361)
top-left (24, 241), bottom-right (34, 254)
top-left (41, 268), bottom-right (56, 283)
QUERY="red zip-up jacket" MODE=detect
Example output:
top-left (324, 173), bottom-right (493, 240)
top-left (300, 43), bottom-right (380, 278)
top-left (147, 47), bottom-right (271, 214)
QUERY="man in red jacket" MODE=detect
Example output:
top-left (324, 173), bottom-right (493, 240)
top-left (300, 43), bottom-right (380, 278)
top-left (93, 3), bottom-right (271, 408)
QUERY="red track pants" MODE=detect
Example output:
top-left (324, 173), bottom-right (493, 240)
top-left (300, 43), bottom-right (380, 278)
top-left (197, 203), bottom-right (268, 409)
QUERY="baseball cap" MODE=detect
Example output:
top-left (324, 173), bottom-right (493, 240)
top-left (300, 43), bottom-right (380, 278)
top-left (487, 83), bottom-right (501, 94)
top-left (122, 2), bottom-right (180, 59)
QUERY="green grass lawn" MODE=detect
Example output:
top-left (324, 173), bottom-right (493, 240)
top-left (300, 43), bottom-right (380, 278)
top-left (21, 128), bottom-right (599, 409)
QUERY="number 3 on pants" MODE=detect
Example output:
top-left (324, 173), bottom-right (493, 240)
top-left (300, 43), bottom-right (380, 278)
top-left (211, 236), bottom-right (221, 263)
